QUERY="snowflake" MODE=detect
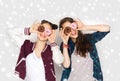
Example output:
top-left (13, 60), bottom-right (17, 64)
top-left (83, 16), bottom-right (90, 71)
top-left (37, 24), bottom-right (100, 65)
top-left (82, 7), bottom-right (88, 12)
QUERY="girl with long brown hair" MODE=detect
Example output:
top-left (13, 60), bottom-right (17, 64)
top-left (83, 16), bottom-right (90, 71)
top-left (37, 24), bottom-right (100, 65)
top-left (59, 17), bottom-right (110, 81)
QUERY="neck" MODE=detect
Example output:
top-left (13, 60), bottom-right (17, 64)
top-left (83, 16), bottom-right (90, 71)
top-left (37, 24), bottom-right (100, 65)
top-left (34, 40), bottom-right (47, 58)
top-left (35, 40), bottom-right (47, 52)
top-left (71, 38), bottom-right (76, 43)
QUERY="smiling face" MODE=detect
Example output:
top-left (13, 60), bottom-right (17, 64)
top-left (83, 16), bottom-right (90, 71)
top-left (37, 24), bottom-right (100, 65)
top-left (37, 23), bottom-right (52, 41)
top-left (62, 21), bottom-right (78, 39)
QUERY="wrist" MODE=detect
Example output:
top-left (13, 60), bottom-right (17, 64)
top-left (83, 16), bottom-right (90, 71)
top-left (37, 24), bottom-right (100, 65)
top-left (50, 41), bottom-right (55, 44)
top-left (63, 41), bottom-right (68, 45)
top-left (50, 42), bottom-right (57, 47)
top-left (63, 43), bottom-right (69, 48)
top-left (24, 27), bottom-right (31, 35)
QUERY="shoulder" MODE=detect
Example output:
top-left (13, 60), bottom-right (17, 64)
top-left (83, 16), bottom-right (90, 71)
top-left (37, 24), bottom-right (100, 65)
top-left (22, 40), bottom-right (34, 47)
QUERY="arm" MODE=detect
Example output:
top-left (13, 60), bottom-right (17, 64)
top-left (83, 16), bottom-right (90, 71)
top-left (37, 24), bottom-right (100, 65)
top-left (24, 21), bottom-right (40, 42)
top-left (47, 30), bottom-right (64, 65)
top-left (25, 21), bottom-right (41, 42)
top-left (76, 19), bottom-right (110, 43)
top-left (29, 21), bottom-right (40, 33)
top-left (59, 29), bottom-right (71, 68)
top-left (75, 18), bottom-right (110, 32)
top-left (50, 43), bottom-right (64, 65)
top-left (80, 24), bottom-right (110, 32)
top-left (83, 25), bottom-right (110, 43)
top-left (61, 43), bottom-right (70, 68)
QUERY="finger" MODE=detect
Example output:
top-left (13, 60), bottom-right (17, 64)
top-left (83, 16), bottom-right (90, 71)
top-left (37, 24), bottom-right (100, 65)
top-left (52, 30), bottom-right (56, 35)
top-left (77, 28), bottom-right (80, 30)
top-left (67, 32), bottom-right (71, 37)
top-left (59, 29), bottom-right (63, 36)
top-left (75, 18), bottom-right (82, 25)
top-left (59, 31), bottom-right (63, 38)
top-left (74, 18), bottom-right (79, 22)
top-left (61, 28), bottom-right (65, 35)
top-left (50, 30), bottom-right (55, 38)
top-left (47, 35), bottom-right (50, 40)
top-left (50, 30), bottom-right (56, 37)
top-left (76, 18), bottom-right (81, 22)
top-left (33, 20), bottom-right (41, 24)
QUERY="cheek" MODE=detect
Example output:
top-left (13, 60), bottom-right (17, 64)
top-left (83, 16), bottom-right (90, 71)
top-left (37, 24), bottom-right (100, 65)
top-left (37, 33), bottom-right (41, 39)
top-left (70, 31), bottom-right (78, 38)
top-left (38, 33), bottom-right (48, 39)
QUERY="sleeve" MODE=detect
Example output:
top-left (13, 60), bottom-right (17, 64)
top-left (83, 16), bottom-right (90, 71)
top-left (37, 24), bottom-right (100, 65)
top-left (50, 43), bottom-right (64, 65)
top-left (24, 27), bottom-right (37, 42)
top-left (60, 42), bottom-right (63, 53)
top-left (86, 31), bottom-right (110, 44)
top-left (24, 27), bottom-right (31, 35)
top-left (14, 40), bottom-right (27, 79)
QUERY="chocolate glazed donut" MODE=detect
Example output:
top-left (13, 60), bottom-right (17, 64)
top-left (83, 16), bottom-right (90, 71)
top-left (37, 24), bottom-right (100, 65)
top-left (64, 27), bottom-right (71, 35)
top-left (38, 26), bottom-right (45, 32)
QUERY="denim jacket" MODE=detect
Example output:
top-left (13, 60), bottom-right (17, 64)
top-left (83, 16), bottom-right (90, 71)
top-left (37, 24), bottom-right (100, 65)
top-left (60, 31), bottom-right (110, 81)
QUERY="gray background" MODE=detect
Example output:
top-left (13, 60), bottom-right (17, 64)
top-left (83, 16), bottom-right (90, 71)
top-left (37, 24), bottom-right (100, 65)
top-left (0, 0), bottom-right (120, 81)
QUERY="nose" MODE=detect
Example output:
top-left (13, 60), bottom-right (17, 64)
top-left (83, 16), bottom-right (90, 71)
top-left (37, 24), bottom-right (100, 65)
top-left (40, 31), bottom-right (46, 36)
top-left (71, 29), bottom-right (76, 34)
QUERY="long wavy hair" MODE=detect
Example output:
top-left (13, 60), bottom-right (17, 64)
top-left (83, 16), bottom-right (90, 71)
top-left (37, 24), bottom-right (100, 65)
top-left (59, 17), bottom-right (92, 57)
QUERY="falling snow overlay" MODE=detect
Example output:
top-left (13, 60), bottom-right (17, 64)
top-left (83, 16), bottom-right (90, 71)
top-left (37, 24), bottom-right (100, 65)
top-left (0, 0), bottom-right (120, 81)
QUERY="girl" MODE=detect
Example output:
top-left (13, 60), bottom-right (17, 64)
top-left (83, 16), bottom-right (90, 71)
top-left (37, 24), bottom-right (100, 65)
top-left (12, 20), bottom-right (64, 81)
top-left (59, 17), bottom-right (110, 81)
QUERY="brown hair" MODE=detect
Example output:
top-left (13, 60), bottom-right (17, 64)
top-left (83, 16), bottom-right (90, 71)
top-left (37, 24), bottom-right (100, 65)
top-left (59, 17), bottom-right (92, 57)
top-left (40, 20), bottom-right (58, 30)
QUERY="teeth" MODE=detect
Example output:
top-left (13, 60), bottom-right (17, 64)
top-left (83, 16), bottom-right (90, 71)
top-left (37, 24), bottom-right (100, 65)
top-left (72, 32), bottom-right (76, 35)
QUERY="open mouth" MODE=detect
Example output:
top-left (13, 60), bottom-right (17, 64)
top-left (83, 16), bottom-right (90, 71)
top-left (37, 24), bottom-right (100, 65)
top-left (40, 34), bottom-right (47, 38)
top-left (71, 32), bottom-right (76, 35)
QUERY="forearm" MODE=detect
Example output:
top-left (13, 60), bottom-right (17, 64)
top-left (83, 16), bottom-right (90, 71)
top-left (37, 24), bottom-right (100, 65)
top-left (62, 46), bottom-right (70, 68)
top-left (83, 24), bottom-right (110, 32)
top-left (50, 43), bottom-right (64, 65)
top-left (29, 27), bottom-right (38, 33)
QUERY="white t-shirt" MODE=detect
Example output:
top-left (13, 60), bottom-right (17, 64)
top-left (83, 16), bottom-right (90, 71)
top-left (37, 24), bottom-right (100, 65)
top-left (25, 51), bottom-right (46, 81)
top-left (68, 50), bottom-right (94, 81)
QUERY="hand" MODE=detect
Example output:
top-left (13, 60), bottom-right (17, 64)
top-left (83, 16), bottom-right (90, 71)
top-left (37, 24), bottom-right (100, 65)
top-left (59, 28), bottom-right (71, 44)
top-left (47, 30), bottom-right (56, 44)
top-left (30, 20), bottom-right (41, 33)
top-left (75, 18), bottom-right (86, 30)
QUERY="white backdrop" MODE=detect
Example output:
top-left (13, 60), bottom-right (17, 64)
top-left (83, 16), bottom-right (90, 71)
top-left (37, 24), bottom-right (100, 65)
top-left (0, 0), bottom-right (120, 81)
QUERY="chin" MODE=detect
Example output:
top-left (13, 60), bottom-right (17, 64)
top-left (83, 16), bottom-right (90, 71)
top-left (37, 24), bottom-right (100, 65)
top-left (70, 35), bottom-right (78, 39)
top-left (38, 37), bottom-right (48, 41)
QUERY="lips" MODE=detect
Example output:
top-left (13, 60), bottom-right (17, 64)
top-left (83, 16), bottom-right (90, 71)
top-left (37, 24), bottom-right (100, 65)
top-left (71, 32), bottom-right (76, 35)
